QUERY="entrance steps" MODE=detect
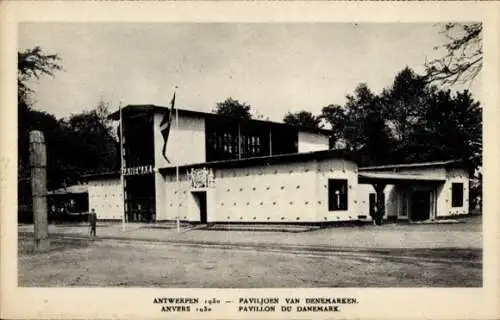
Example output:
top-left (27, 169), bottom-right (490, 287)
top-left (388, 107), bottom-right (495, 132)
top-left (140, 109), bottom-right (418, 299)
top-left (182, 224), bottom-right (208, 232)
top-left (410, 219), bottom-right (464, 225)
top-left (200, 223), bottom-right (320, 233)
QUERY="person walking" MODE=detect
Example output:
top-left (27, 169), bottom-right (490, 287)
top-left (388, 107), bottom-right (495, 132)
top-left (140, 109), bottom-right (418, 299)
top-left (89, 208), bottom-right (97, 240)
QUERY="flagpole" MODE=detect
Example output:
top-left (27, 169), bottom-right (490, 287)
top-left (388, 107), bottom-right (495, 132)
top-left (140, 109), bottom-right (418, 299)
top-left (174, 87), bottom-right (180, 233)
top-left (119, 101), bottom-right (126, 232)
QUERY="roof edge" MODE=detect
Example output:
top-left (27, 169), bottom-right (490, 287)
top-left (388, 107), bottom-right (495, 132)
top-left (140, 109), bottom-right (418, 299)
top-left (108, 104), bottom-right (333, 135)
top-left (158, 149), bottom-right (356, 174)
top-left (82, 171), bottom-right (121, 180)
top-left (359, 159), bottom-right (463, 171)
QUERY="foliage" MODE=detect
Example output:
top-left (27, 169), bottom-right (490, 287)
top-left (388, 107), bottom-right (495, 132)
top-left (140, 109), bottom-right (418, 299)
top-left (62, 99), bottom-right (119, 181)
top-left (19, 100), bottom-right (119, 190)
top-left (18, 47), bottom-right (63, 218)
top-left (425, 23), bottom-right (482, 85)
top-left (18, 46), bottom-right (62, 108)
top-left (408, 89), bottom-right (482, 174)
top-left (319, 68), bottom-right (481, 173)
top-left (379, 67), bottom-right (433, 144)
top-left (343, 84), bottom-right (381, 151)
top-left (283, 110), bottom-right (322, 130)
top-left (213, 97), bottom-right (252, 119)
top-left (17, 47), bottom-right (119, 195)
top-left (319, 104), bottom-right (347, 149)
top-left (321, 83), bottom-right (394, 165)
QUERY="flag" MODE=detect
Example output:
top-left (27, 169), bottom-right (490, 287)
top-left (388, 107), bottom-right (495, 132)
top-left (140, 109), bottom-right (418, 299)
top-left (160, 91), bottom-right (176, 163)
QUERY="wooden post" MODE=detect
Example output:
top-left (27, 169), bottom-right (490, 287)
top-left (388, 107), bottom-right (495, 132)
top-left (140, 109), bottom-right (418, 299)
top-left (119, 102), bottom-right (126, 231)
top-left (29, 130), bottom-right (50, 251)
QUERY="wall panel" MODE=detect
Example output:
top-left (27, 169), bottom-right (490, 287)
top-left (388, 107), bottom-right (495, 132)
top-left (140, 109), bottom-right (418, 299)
top-left (88, 178), bottom-right (123, 220)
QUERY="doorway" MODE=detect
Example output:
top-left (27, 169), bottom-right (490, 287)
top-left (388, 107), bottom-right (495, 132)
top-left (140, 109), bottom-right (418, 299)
top-left (124, 174), bottom-right (156, 222)
top-left (410, 191), bottom-right (431, 221)
top-left (192, 191), bottom-right (207, 224)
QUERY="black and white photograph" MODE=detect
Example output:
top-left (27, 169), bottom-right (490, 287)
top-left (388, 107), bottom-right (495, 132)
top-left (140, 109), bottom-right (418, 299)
top-left (1, 2), bottom-right (499, 319)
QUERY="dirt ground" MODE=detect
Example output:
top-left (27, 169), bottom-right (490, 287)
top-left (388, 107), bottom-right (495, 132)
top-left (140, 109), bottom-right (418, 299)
top-left (18, 217), bottom-right (482, 287)
top-left (18, 215), bottom-right (483, 250)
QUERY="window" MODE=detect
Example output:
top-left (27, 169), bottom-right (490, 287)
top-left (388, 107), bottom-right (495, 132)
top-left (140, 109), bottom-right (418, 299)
top-left (328, 179), bottom-right (348, 211)
top-left (205, 120), bottom-right (239, 161)
top-left (205, 118), bottom-right (274, 161)
top-left (452, 183), bottom-right (464, 207)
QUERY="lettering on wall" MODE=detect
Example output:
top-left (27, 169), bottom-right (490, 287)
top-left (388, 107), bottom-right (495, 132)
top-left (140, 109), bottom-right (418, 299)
top-left (123, 165), bottom-right (154, 176)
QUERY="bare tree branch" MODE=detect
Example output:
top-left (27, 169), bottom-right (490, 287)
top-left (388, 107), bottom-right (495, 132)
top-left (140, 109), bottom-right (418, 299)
top-left (18, 46), bottom-right (63, 104)
top-left (424, 23), bottom-right (482, 86)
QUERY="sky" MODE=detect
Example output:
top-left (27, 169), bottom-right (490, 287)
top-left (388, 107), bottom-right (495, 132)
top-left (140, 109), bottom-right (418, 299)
top-left (18, 23), bottom-right (481, 122)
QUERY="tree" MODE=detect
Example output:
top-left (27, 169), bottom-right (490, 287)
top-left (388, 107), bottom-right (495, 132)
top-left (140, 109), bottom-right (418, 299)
top-left (18, 46), bottom-right (62, 109)
top-left (283, 110), bottom-right (322, 129)
top-left (320, 104), bottom-right (346, 148)
top-left (62, 99), bottom-right (119, 180)
top-left (413, 89), bottom-right (481, 173)
top-left (18, 46), bottom-right (63, 169)
top-left (403, 88), bottom-right (482, 210)
top-left (18, 110), bottom-right (67, 211)
top-left (379, 67), bottom-right (432, 147)
top-left (321, 83), bottom-right (393, 165)
top-left (425, 23), bottom-right (482, 85)
top-left (342, 83), bottom-right (379, 151)
top-left (18, 47), bottom-right (62, 221)
top-left (19, 100), bottom-right (119, 191)
top-left (213, 97), bottom-right (252, 119)
top-left (358, 96), bottom-right (394, 165)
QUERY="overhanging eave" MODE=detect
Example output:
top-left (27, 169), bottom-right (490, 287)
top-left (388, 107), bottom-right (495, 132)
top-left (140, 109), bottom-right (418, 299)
top-left (358, 172), bottom-right (446, 185)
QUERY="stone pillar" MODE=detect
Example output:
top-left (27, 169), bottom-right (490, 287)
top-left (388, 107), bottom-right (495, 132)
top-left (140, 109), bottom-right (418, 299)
top-left (29, 130), bottom-right (50, 251)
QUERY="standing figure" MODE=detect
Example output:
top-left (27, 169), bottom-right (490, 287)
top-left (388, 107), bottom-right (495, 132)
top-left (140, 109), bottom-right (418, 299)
top-left (89, 208), bottom-right (97, 240)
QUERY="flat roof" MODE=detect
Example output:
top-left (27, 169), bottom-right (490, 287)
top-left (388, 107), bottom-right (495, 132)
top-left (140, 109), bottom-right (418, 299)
top-left (359, 159), bottom-right (462, 171)
top-left (47, 184), bottom-right (88, 195)
top-left (83, 156), bottom-right (464, 181)
top-left (159, 149), bottom-right (356, 174)
top-left (358, 172), bottom-right (446, 184)
top-left (82, 150), bottom-right (356, 180)
top-left (108, 104), bottom-right (333, 135)
top-left (82, 171), bottom-right (120, 180)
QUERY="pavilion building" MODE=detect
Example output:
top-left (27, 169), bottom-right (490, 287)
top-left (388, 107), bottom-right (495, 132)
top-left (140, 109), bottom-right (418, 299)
top-left (85, 104), bottom-right (470, 224)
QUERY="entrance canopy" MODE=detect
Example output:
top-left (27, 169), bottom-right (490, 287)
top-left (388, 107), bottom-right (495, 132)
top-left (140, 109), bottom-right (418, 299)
top-left (358, 172), bottom-right (446, 184)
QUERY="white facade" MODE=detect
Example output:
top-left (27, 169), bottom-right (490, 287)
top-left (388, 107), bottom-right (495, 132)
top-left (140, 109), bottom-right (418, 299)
top-left (88, 160), bottom-right (470, 223)
top-left (154, 111), bottom-right (329, 168)
top-left (158, 157), bottom-right (358, 223)
top-left (315, 159), bottom-right (358, 222)
top-left (88, 177), bottom-right (124, 220)
top-left (88, 107), bottom-right (471, 224)
top-left (440, 167), bottom-right (470, 217)
top-left (154, 113), bottom-right (206, 169)
top-left (298, 131), bottom-right (329, 153)
top-left (359, 164), bottom-right (470, 222)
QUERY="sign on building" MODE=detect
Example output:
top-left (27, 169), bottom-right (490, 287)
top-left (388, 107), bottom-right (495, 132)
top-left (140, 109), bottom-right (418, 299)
top-left (123, 165), bottom-right (154, 176)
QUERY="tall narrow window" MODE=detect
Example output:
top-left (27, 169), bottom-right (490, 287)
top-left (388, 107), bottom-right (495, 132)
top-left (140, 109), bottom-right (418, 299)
top-left (451, 183), bottom-right (464, 207)
top-left (328, 179), bottom-right (348, 211)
